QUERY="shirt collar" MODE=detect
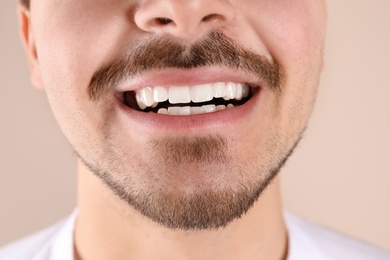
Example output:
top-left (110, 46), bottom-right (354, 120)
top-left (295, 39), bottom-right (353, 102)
top-left (46, 209), bottom-right (328, 260)
top-left (49, 209), bottom-right (78, 260)
top-left (284, 212), bottom-right (328, 260)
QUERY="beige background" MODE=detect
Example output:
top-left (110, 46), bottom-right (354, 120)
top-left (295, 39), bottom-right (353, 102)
top-left (1, 0), bottom-right (389, 252)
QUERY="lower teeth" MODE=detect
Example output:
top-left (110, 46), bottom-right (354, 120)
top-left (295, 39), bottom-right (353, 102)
top-left (157, 104), bottom-right (234, 115)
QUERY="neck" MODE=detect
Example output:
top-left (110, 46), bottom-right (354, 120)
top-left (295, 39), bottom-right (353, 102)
top-left (74, 160), bottom-right (288, 260)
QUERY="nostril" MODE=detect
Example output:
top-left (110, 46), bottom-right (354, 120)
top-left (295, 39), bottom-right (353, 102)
top-left (134, 1), bottom-right (235, 35)
top-left (201, 14), bottom-right (219, 22)
top-left (156, 17), bottom-right (174, 25)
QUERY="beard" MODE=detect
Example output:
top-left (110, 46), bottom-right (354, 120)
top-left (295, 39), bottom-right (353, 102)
top-left (78, 132), bottom-right (300, 231)
top-left (77, 30), bottom-right (295, 230)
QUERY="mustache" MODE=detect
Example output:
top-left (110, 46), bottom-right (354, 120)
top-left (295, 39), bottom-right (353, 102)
top-left (88, 31), bottom-right (283, 100)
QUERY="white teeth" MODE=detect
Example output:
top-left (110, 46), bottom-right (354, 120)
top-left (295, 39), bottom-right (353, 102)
top-left (167, 107), bottom-right (181, 115)
top-left (160, 104), bottom-right (233, 115)
top-left (139, 87), bottom-right (155, 107)
top-left (179, 106), bottom-right (191, 115)
top-left (153, 86), bottom-right (168, 102)
top-left (157, 108), bottom-right (168, 114)
top-left (134, 82), bottom-right (251, 114)
top-left (190, 106), bottom-right (204, 115)
top-left (169, 86), bottom-right (191, 104)
top-left (202, 104), bottom-right (216, 113)
top-left (226, 82), bottom-right (237, 99)
top-left (235, 83), bottom-right (243, 100)
top-left (212, 82), bottom-right (227, 98)
top-left (136, 93), bottom-right (147, 110)
top-left (167, 106), bottom-right (195, 116)
top-left (216, 105), bottom-right (227, 111)
top-left (191, 83), bottom-right (213, 103)
top-left (242, 84), bottom-right (250, 98)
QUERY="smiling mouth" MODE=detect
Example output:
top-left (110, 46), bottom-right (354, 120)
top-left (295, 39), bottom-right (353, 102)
top-left (123, 82), bottom-right (257, 115)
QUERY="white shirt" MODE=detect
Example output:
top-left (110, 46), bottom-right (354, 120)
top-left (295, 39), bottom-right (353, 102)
top-left (1, 210), bottom-right (389, 260)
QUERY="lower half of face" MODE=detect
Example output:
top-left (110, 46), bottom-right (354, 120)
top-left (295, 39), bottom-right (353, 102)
top-left (54, 82), bottom-right (314, 230)
top-left (33, 0), bottom-right (326, 230)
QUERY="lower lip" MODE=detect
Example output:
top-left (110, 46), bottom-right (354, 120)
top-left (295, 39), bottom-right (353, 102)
top-left (115, 88), bottom-right (262, 132)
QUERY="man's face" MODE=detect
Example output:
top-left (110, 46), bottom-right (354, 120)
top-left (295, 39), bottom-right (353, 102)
top-left (24, 0), bottom-right (326, 229)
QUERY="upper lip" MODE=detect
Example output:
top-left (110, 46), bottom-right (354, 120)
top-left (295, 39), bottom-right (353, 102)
top-left (114, 66), bottom-right (263, 93)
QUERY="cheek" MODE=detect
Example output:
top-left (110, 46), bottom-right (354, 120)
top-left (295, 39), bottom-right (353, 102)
top-left (238, 0), bottom-right (326, 106)
top-left (31, 1), bottom-right (135, 131)
top-left (32, 1), bottom-right (132, 99)
top-left (245, 0), bottom-right (326, 67)
top-left (242, 0), bottom-right (326, 135)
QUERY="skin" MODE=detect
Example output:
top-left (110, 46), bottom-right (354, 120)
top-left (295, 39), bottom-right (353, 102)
top-left (18, 0), bottom-right (326, 259)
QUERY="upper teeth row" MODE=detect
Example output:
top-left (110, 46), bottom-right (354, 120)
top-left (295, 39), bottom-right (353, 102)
top-left (135, 82), bottom-right (250, 110)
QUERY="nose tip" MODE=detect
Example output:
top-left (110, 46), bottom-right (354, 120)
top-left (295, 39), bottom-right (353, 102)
top-left (134, 0), bottom-right (234, 39)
